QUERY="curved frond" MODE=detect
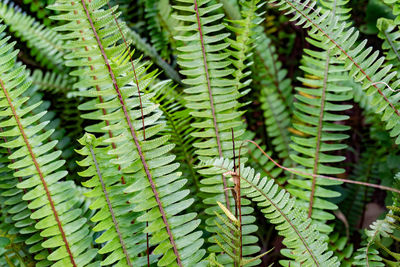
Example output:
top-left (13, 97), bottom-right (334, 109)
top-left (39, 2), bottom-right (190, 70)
top-left (267, 0), bottom-right (400, 144)
top-left (287, 0), bottom-right (352, 225)
top-left (0, 27), bottom-right (97, 266)
top-left (0, 0), bottom-right (66, 71)
top-left (173, 0), bottom-right (260, 260)
top-left (50, 0), bottom-right (205, 265)
top-left (210, 157), bottom-right (340, 267)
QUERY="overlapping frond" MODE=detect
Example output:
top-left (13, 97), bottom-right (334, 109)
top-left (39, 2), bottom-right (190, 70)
top-left (253, 29), bottom-right (293, 162)
top-left (76, 133), bottom-right (154, 266)
top-left (328, 232), bottom-right (354, 267)
top-left (0, 0), bottom-right (66, 71)
top-left (287, 0), bottom-right (352, 226)
top-left (267, 0), bottom-right (400, 144)
top-left (145, 0), bottom-right (172, 60)
top-left (227, 0), bottom-right (263, 98)
top-left (210, 158), bottom-right (340, 267)
top-left (213, 201), bottom-right (271, 266)
top-left (50, 0), bottom-right (205, 265)
top-left (0, 26), bottom-right (97, 266)
top-left (147, 80), bottom-right (201, 193)
top-left (173, 0), bottom-right (259, 260)
top-left (354, 206), bottom-right (400, 266)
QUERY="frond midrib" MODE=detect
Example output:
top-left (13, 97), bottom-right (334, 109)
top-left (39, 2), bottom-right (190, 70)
top-left (80, 1), bottom-right (183, 264)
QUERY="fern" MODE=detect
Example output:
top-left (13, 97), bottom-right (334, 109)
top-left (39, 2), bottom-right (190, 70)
top-left (146, 80), bottom-right (201, 193)
top-left (0, 0), bottom-right (66, 72)
top-left (145, 0), bottom-right (172, 60)
top-left (76, 133), bottom-right (155, 266)
top-left (287, 0), bottom-right (352, 228)
top-left (227, 0), bottom-right (263, 99)
top-left (354, 206), bottom-right (400, 266)
top-left (173, 0), bottom-right (260, 260)
top-left (0, 26), bottom-right (97, 265)
top-left (267, 0), bottom-right (400, 145)
top-left (212, 201), bottom-right (270, 266)
top-left (210, 158), bottom-right (340, 266)
top-left (253, 29), bottom-right (293, 162)
top-left (50, 0), bottom-right (206, 265)
top-left (328, 232), bottom-right (354, 267)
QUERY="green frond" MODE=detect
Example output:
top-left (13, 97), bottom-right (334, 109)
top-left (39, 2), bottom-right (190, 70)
top-left (353, 209), bottom-right (399, 266)
top-left (173, 0), bottom-right (260, 260)
top-left (50, 1), bottom-right (205, 265)
top-left (0, 0), bottom-right (66, 72)
top-left (377, 18), bottom-right (400, 72)
top-left (145, 0), bottom-right (173, 60)
top-left (354, 171), bottom-right (400, 266)
top-left (146, 79), bottom-right (202, 194)
top-left (0, 28), bottom-right (97, 266)
top-left (125, 23), bottom-right (182, 83)
top-left (210, 158), bottom-right (340, 267)
top-left (227, 0), bottom-right (264, 99)
top-left (328, 232), bottom-right (354, 267)
top-left (30, 69), bottom-right (75, 94)
top-left (287, 0), bottom-right (352, 227)
top-left (253, 29), bottom-right (293, 162)
top-left (267, 0), bottom-right (400, 144)
top-left (76, 133), bottom-right (156, 266)
top-left (213, 201), bottom-right (271, 266)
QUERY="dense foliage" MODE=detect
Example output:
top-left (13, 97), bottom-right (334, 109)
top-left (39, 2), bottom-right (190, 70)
top-left (1, 0), bottom-right (400, 266)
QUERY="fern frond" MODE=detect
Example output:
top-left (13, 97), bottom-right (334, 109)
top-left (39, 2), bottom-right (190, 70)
top-left (377, 18), bottom-right (400, 72)
top-left (30, 69), bottom-right (75, 94)
top-left (0, 27), bottom-right (97, 266)
top-left (173, 0), bottom-right (260, 259)
top-left (76, 133), bottom-right (156, 266)
top-left (50, 1), bottom-right (205, 265)
top-left (253, 29), bottom-right (293, 162)
top-left (147, 79), bottom-right (202, 193)
top-left (213, 201), bottom-right (271, 266)
top-left (145, 0), bottom-right (172, 60)
top-left (0, 0), bottom-right (66, 72)
top-left (328, 232), bottom-right (354, 267)
top-left (353, 208), bottom-right (400, 266)
top-left (227, 0), bottom-right (264, 99)
top-left (125, 24), bottom-right (182, 83)
top-left (210, 158), bottom-right (340, 267)
top-left (287, 0), bottom-right (352, 225)
top-left (267, 0), bottom-right (400, 144)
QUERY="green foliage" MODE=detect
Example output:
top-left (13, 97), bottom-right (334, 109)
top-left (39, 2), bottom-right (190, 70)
top-left (210, 158), bottom-right (340, 267)
top-left (1, 0), bottom-right (400, 266)
top-left (253, 29), bottom-right (293, 162)
top-left (0, 0), bottom-right (66, 72)
top-left (0, 24), bottom-right (97, 266)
